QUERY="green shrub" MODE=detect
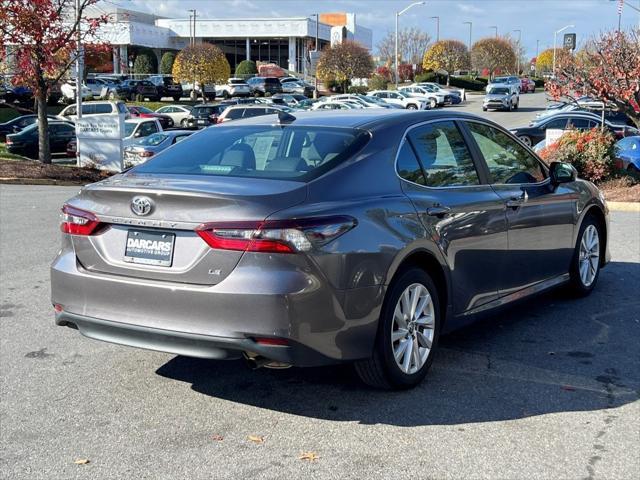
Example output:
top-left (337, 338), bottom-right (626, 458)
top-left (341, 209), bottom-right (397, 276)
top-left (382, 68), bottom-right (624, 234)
top-left (367, 74), bottom-right (388, 91)
top-left (414, 72), bottom-right (485, 90)
top-left (133, 54), bottom-right (155, 76)
top-left (531, 77), bottom-right (545, 88)
top-left (539, 128), bottom-right (616, 182)
top-left (159, 52), bottom-right (176, 75)
top-left (235, 60), bottom-right (257, 76)
top-left (348, 86), bottom-right (369, 94)
top-left (414, 72), bottom-right (439, 83)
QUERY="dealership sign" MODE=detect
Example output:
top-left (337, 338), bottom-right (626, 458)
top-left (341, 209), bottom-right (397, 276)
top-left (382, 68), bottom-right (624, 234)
top-left (76, 114), bottom-right (125, 172)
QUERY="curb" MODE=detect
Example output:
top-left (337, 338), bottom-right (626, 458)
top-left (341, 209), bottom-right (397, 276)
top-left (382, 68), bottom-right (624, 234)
top-left (607, 201), bottom-right (640, 212)
top-left (0, 177), bottom-right (87, 186)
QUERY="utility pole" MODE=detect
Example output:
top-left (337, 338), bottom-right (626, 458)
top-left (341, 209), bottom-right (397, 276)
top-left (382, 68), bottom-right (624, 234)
top-left (535, 39), bottom-right (540, 77)
top-left (188, 9), bottom-right (197, 100)
top-left (513, 29), bottom-right (521, 74)
top-left (75, 0), bottom-right (83, 167)
top-left (463, 21), bottom-right (472, 50)
top-left (430, 16), bottom-right (440, 41)
top-left (311, 13), bottom-right (319, 98)
top-left (395, 2), bottom-right (426, 89)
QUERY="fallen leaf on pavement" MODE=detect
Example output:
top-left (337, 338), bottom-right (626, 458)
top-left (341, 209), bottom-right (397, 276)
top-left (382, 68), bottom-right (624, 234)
top-left (74, 459), bottom-right (90, 465)
top-left (299, 452), bottom-right (319, 461)
top-left (561, 385), bottom-right (576, 391)
top-left (212, 434), bottom-right (224, 441)
top-left (248, 435), bottom-right (264, 444)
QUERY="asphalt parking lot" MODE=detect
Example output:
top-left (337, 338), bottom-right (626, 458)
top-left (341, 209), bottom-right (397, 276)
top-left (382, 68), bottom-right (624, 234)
top-left (1, 95), bottom-right (639, 480)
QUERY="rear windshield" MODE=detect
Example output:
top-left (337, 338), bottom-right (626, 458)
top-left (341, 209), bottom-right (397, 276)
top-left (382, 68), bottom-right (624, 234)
top-left (194, 105), bottom-right (226, 116)
top-left (133, 125), bottom-right (369, 181)
top-left (139, 133), bottom-right (168, 146)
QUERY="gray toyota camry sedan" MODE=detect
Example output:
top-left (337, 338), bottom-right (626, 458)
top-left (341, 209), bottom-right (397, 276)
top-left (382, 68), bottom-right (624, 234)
top-left (51, 110), bottom-right (610, 389)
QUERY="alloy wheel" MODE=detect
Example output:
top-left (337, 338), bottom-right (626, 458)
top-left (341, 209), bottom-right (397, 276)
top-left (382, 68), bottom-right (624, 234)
top-left (518, 135), bottom-right (532, 146)
top-left (391, 283), bottom-right (435, 374)
top-left (579, 224), bottom-right (600, 287)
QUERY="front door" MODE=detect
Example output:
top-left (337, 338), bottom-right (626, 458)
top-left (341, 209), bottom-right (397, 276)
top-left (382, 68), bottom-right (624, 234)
top-left (397, 120), bottom-right (508, 315)
top-left (464, 121), bottom-right (577, 294)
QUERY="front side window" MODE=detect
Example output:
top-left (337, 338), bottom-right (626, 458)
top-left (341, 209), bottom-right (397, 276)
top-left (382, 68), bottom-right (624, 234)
top-left (467, 122), bottom-right (546, 185)
top-left (406, 121), bottom-right (479, 187)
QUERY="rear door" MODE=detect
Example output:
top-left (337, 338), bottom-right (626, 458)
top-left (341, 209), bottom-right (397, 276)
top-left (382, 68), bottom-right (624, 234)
top-left (464, 120), bottom-right (577, 293)
top-left (398, 120), bottom-right (508, 314)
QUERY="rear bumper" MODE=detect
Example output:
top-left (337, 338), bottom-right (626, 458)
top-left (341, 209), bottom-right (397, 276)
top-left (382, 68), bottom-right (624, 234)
top-left (51, 250), bottom-right (383, 366)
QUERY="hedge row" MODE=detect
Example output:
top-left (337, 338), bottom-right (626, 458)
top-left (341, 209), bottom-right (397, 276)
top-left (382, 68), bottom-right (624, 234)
top-left (413, 72), bottom-right (487, 91)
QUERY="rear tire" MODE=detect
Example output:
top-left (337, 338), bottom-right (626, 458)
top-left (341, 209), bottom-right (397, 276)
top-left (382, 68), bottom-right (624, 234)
top-left (518, 135), bottom-right (532, 147)
top-left (355, 268), bottom-right (440, 390)
top-left (429, 99), bottom-right (437, 109)
top-left (407, 104), bottom-right (418, 110)
top-left (567, 215), bottom-right (602, 297)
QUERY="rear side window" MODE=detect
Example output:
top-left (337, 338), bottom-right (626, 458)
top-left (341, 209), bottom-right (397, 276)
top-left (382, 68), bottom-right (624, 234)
top-left (396, 140), bottom-right (426, 185)
top-left (133, 126), bottom-right (369, 181)
top-left (225, 109), bottom-right (244, 120)
top-left (94, 104), bottom-right (113, 114)
top-left (407, 121), bottom-right (479, 187)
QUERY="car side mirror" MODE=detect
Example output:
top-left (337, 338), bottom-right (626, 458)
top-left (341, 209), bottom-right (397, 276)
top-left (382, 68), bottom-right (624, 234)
top-left (549, 161), bottom-right (577, 185)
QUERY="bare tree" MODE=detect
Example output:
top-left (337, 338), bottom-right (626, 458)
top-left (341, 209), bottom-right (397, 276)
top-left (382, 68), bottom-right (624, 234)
top-left (376, 28), bottom-right (431, 66)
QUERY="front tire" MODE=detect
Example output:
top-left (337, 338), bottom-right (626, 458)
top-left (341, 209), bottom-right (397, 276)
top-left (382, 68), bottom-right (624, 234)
top-left (568, 215), bottom-right (602, 296)
top-left (407, 104), bottom-right (418, 110)
top-left (518, 135), bottom-right (532, 147)
top-left (355, 268), bottom-right (440, 390)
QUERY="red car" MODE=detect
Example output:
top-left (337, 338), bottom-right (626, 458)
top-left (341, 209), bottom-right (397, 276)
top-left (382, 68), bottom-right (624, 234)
top-left (127, 105), bottom-right (174, 129)
top-left (520, 78), bottom-right (536, 93)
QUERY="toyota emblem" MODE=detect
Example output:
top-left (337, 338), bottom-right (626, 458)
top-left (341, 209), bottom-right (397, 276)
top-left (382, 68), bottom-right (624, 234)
top-left (130, 196), bottom-right (153, 216)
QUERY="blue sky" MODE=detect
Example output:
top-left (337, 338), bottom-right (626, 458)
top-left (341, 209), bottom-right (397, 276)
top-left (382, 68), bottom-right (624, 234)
top-left (116, 0), bottom-right (640, 58)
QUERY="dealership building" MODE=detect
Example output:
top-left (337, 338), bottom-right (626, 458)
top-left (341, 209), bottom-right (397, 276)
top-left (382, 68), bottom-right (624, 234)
top-left (90, 6), bottom-right (372, 76)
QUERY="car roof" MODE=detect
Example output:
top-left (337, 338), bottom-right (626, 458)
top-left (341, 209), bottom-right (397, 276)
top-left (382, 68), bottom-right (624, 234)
top-left (125, 118), bottom-right (158, 124)
top-left (215, 109), bottom-right (496, 131)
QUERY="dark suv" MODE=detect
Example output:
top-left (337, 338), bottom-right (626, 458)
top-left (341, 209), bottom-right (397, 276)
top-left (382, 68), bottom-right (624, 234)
top-left (185, 104), bottom-right (229, 128)
top-left (246, 77), bottom-right (283, 96)
top-left (149, 75), bottom-right (183, 102)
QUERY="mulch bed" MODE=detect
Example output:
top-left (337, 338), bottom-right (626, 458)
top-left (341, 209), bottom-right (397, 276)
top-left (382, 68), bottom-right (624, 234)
top-left (599, 176), bottom-right (640, 203)
top-left (0, 159), bottom-right (112, 185)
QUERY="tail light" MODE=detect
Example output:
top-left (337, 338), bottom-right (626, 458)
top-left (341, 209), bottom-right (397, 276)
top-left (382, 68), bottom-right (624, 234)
top-left (5, 137), bottom-right (13, 145)
top-left (61, 204), bottom-right (103, 235)
top-left (196, 216), bottom-right (357, 254)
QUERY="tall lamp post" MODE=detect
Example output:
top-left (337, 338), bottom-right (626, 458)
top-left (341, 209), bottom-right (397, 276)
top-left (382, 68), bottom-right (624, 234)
top-left (310, 13), bottom-right (319, 98)
top-left (489, 25), bottom-right (498, 38)
top-left (553, 24), bottom-right (574, 78)
top-left (463, 21), bottom-right (472, 50)
top-left (430, 16), bottom-right (440, 41)
top-left (395, 1), bottom-right (426, 88)
top-left (513, 29), bottom-right (521, 74)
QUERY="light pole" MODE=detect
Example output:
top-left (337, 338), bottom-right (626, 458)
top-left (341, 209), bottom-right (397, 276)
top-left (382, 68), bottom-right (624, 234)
top-left (553, 24), bottom-right (574, 78)
top-left (430, 16), bottom-right (440, 41)
top-left (490, 26), bottom-right (498, 38)
top-left (513, 29), bottom-right (521, 74)
top-left (310, 13), bottom-right (319, 98)
top-left (395, 1), bottom-right (426, 88)
top-left (463, 21), bottom-right (472, 50)
top-left (535, 39), bottom-right (540, 76)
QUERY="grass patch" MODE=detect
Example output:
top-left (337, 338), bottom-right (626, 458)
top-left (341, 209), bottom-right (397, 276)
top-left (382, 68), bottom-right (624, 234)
top-left (0, 142), bottom-right (30, 161)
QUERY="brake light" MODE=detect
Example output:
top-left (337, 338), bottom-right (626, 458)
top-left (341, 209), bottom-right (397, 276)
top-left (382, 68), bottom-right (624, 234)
top-left (253, 337), bottom-right (289, 346)
top-left (196, 216), bottom-right (357, 254)
top-left (5, 137), bottom-right (12, 145)
top-left (60, 204), bottom-right (103, 235)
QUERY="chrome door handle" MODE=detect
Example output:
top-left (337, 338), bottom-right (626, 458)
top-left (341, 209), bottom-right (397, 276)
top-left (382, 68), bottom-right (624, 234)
top-left (426, 205), bottom-right (451, 217)
top-left (506, 191), bottom-right (528, 209)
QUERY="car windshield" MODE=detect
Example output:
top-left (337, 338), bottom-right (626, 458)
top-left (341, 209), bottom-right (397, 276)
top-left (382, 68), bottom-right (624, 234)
top-left (132, 106), bottom-right (153, 114)
top-left (493, 77), bottom-right (508, 83)
top-left (139, 133), bottom-right (168, 146)
top-left (133, 125), bottom-right (369, 181)
top-left (489, 87), bottom-right (510, 95)
top-left (124, 122), bottom-right (137, 137)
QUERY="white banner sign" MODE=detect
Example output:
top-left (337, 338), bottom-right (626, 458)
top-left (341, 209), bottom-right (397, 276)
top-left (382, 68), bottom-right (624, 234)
top-left (76, 114), bottom-right (124, 172)
top-left (545, 128), bottom-right (566, 147)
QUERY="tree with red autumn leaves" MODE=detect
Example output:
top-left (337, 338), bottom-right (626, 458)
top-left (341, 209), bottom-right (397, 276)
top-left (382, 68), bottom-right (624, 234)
top-left (0, 0), bottom-right (108, 163)
top-left (547, 29), bottom-right (640, 128)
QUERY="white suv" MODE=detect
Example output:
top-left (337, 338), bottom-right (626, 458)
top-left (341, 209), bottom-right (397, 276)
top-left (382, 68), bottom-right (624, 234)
top-left (368, 90), bottom-right (432, 110)
top-left (398, 86), bottom-right (442, 106)
top-left (57, 101), bottom-right (129, 121)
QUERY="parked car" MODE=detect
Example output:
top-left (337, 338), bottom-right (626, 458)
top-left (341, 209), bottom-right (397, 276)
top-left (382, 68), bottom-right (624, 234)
top-left (111, 79), bottom-right (141, 100)
top-left (270, 94), bottom-right (308, 106)
top-left (216, 104), bottom-right (294, 123)
top-left (398, 86), bottom-right (442, 106)
top-left (413, 83), bottom-right (462, 104)
top-left (185, 104), bottom-right (229, 128)
top-left (0, 114), bottom-right (60, 142)
top-left (122, 118), bottom-right (163, 147)
top-left (58, 101), bottom-right (129, 121)
top-left (216, 78), bottom-right (252, 98)
top-left (323, 94), bottom-right (397, 109)
top-left (614, 136), bottom-right (640, 173)
top-left (155, 105), bottom-right (193, 127)
top-left (279, 78), bottom-right (314, 96)
top-left (52, 110), bottom-right (610, 389)
top-left (123, 130), bottom-right (194, 168)
top-left (487, 75), bottom-right (521, 93)
top-left (246, 77), bottom-right (283, 96)
top-left (132, 80), bottom-right (161, 101)
top-left (311, 101), bottom-right (361, 110)
top-left (520, 77), bottom-right (536, 93)
top-left (483, 86), bottom-right (519, 111)
top-left (7, 85), bottom-right (34, 104)
top-left (368, 90), bottom-right (432, 110)
top-left (84, 77), bottom-right (116, 98)
top-left (61, 80), bottom-right (93, 102)
top-left (510, 112), bottom-right (638, 146)
top-left (148, 75), bottom-right (183, 101)
top-left (127, 105), bottom-right (174, 129)
top-left (6, 120), bottom-right (75, 158)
